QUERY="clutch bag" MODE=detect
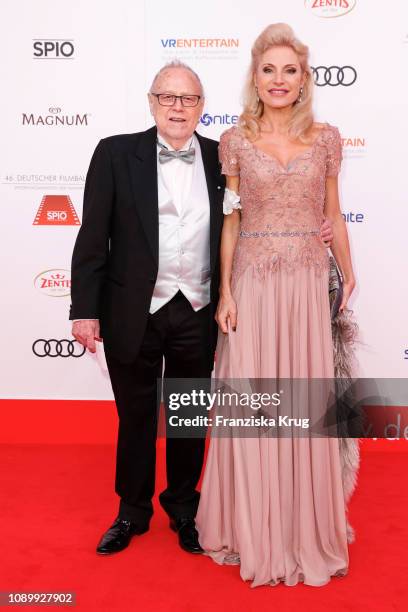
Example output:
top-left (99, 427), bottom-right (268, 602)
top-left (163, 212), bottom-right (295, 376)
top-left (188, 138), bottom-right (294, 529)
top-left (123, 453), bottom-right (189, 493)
top-left (329, 256), bottom-right (343, 320)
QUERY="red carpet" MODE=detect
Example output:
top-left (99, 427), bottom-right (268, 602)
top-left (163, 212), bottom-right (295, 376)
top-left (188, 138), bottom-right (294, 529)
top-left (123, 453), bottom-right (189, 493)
top-left (1, 444), bottom-right (407, 610)
top-left (1, 402), bottom-right (408, 610)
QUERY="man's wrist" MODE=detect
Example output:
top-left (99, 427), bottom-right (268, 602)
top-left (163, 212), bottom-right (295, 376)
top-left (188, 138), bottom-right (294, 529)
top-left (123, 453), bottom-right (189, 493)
top-left (72, 319), bottom-right (99, 323)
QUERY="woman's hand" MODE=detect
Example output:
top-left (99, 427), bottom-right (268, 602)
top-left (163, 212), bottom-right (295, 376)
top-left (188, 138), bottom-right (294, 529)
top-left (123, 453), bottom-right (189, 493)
top-left (324, 176), bottom-right (356, 314)
top-left (320, 217), bottom-right (333, 247)
top-left (216, 294), bottom-right (238, 333)
top-left (339, 277), bottom-right (356, 312)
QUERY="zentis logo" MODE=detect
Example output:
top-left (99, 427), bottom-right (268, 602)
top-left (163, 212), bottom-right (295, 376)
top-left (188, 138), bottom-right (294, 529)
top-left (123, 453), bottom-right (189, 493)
top-left (305, 0), bottom-right (356, 18)
top-left (34, 269), bottom-right (71, 297)
top-left (33, 195), bottom-right (80, 226)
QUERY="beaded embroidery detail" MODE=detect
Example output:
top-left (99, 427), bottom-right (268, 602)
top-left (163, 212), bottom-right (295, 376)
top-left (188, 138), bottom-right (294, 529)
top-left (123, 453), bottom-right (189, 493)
top-left (218, 124), bottom-right (342, 284)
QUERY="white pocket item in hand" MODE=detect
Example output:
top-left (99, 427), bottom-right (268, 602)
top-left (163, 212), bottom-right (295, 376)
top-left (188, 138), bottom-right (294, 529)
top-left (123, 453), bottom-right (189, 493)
top-left (95, 339), bottom-right (108, 372)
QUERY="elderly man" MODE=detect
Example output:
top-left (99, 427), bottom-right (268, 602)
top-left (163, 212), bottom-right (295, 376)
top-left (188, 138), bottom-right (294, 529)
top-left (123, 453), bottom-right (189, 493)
top-left (70, 61), bottom-right (333, 556)
top-left (71, 61), bottom-right (224, 555)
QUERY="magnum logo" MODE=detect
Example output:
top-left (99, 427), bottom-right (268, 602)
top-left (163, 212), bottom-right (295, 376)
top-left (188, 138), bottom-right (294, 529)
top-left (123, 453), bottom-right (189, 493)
top-left (22, 107), bottom-right (89, 126)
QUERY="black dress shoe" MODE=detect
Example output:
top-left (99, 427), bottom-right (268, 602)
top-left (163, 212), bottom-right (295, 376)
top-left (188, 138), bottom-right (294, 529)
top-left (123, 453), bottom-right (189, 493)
top-left (96, 518), bottom-right (148, 555)
top-left (169, 517), bottom-right (204, 554)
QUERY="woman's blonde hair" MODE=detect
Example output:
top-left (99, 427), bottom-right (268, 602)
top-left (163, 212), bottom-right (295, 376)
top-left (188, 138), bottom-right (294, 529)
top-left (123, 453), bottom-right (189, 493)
top-left (239, 23), bottom-right (314, 142)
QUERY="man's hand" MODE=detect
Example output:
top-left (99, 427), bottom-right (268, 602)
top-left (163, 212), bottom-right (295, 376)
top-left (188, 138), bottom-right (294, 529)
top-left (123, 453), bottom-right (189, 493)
top-left (320, 217), bottom-right (333, 247)
top-left (72, 320), bottom-right (101, 353)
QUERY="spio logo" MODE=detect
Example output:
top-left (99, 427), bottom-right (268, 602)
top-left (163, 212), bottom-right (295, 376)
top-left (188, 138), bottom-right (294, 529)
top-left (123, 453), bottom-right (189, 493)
top-left (305, 0), bottom-right (356, 18)
top-left (33, 195), bottom-right (81, 226)
top-left (33, 39), bottom-right (75, 59)
top-left (311, 66), bottom-right (357, 87)
top-left (34, 269), bottom-right (71, 297)
top-left (32, 339), bottom-right (85, 358)
top-left (200, 113), bottom-right (238, 127)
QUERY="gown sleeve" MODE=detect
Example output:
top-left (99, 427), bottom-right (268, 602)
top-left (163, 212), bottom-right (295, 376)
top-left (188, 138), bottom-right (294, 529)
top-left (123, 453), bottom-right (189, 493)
top-left (218, 128), bottom-right (240, 176)
top-left (325, 126), bottom-right (343, 177)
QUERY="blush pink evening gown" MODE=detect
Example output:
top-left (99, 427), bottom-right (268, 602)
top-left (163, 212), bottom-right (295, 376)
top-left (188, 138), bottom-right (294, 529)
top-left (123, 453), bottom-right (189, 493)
top-left (195, 124), bottom-right (350, 587)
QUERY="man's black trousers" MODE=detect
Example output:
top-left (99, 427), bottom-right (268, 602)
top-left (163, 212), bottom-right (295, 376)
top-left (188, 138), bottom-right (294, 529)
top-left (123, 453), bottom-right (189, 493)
top-left (105, 291), bottom-right (213, 528)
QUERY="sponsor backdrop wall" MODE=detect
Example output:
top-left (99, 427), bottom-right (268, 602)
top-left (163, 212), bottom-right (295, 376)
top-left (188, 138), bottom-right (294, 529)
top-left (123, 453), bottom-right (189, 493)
top-left (1, 0), bottom-right (407, 401)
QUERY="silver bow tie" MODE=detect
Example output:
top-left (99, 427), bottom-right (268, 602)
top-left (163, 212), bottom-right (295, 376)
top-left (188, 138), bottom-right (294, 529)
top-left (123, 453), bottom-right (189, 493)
top-left (158, 147), bottom-right (195, 164)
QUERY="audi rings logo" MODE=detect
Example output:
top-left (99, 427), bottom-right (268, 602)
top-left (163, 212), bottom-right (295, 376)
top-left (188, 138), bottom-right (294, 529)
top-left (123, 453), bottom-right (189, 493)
top-left (32, 339), bottom-right (86, 358)
top-left (311, 66), bottom-right (357, 87)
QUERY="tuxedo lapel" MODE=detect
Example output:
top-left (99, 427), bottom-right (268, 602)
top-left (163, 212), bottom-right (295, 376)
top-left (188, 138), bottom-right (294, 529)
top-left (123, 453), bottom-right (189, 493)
top-left (128, 126), bottom-right (159, 268)
top-left (127, 127), bottom-right (223, 273)
top-left (196, 132), bottom-right (224, 274)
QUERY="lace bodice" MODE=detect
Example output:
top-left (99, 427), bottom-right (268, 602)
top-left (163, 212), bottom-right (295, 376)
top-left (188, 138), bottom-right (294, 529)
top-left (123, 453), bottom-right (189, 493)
top-left (219, 124), bottom-right (342, 283)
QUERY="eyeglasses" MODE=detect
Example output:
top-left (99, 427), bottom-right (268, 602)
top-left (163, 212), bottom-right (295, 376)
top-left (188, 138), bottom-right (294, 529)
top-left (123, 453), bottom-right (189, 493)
top-left (150, 93), bottom-right (201, 107)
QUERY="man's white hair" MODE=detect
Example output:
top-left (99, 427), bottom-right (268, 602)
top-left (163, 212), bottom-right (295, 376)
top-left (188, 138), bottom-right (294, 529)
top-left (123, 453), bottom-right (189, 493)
top-left (149, 60), bottom-right (205, 97)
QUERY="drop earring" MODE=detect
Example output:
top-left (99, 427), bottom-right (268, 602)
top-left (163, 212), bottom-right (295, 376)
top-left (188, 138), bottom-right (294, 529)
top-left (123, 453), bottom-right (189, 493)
top-left (255, 85), bottom-right (260, 104)
top-left (297, 86), bottom-right (304, 103)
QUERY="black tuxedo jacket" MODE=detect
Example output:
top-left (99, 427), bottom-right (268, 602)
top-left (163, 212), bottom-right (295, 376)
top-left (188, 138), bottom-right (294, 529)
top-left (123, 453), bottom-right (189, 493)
top-left (70, 126), bottom-right (225, 364)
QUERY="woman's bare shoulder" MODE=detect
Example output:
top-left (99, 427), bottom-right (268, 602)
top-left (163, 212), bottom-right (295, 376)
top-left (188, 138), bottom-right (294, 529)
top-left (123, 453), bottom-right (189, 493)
top-left (311, 121), bottom-right (329, 135)
top-left (308, 121), bottom-right (340, 143)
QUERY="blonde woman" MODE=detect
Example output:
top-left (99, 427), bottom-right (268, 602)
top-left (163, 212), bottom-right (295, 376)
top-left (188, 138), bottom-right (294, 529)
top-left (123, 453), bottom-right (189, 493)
top-left (196, 23), bottom-right (357, 587)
